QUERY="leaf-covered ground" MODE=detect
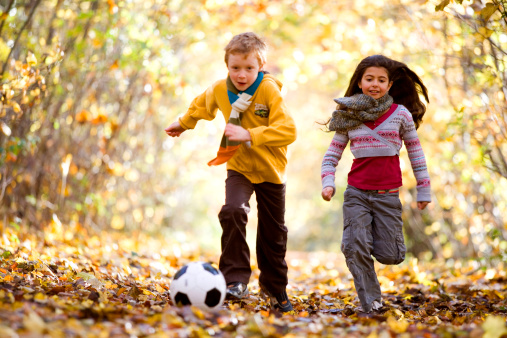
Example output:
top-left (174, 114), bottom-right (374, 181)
top-left (0, 225), bottom-right (506, 337)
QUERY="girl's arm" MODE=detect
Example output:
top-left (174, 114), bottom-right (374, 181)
top-left (321, 132), bottom-right (349, 199)
top-left (400, 109), bottom-right (431, 203)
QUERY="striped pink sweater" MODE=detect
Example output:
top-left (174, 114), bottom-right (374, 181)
top-left (321, 104), bottom-right (431, 202)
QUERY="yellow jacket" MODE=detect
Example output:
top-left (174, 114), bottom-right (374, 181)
top-left (179, 74), bottom-right (297, 184)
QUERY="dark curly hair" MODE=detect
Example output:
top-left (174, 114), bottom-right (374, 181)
top-left (343, 55), bottom-right (429, 129)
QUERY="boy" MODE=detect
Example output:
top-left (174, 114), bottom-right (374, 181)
top-left (165, 32), bottom-right (297, 312)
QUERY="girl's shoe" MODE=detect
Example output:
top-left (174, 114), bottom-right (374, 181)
top-left (259, 283), bottom-right (294, 313)
top-left (226, 282), bottom-right (248, 300)
top-left (356, 300), bottom-right (383, 313)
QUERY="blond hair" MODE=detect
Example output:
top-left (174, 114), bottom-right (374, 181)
top-left (224, 32), bottom-right (267, 67)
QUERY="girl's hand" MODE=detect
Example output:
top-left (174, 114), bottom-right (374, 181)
top-left (322, 187), bottom-right (334, 201)
top-left (224, 123), bottom-right (252, 142)
top-left (165, 121), bottom-right (185, 137)
top-left (417, 201), bottom-right (429, 210)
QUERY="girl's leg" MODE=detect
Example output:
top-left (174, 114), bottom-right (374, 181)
top-left (370, 192), bottom-right (406, 265)
top-left (218, 170), bottom-right (254, 285)
top-left (342, 186), bottom-right (382, 312)
top-left (254, 181), bottom-right (288, 294)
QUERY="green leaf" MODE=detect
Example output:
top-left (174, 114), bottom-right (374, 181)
top-left (435, 0), bottom-right (450, 11)
top-left (76, 272), bottom-right (94, 281)
top-left (25, 195), bottom-right (37, 206)
top-left (9, 222), bottom-right (20, 231)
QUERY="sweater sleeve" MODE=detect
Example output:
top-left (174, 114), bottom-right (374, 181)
top-left (400, 110), bottom-right (431, 202)
top-left (178, 82), bottom-right (220, 130)
top-left (248, 82), bottom-right (297, 147)
top-left (321, 132), bottom-right (349, 196)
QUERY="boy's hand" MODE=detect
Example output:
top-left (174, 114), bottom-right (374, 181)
top-left (417, 201), bottom-right (429, 210)
top-left (224, 123), bottom-right (252, 142)
top-left (322, 187), bottom-right (334, 201)
top-left (165, 121), bottom-right (185, 137)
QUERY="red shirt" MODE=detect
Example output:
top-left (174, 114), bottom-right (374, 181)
top-left (348, 104), bottom-right (402, 190)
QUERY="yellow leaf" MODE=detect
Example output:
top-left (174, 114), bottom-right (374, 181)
top-left (82, 299), bottom-right (94, 308)
top-left (34, 292), bottom-right (47, 303)
top-left (0, 325), bottom-right (17, 337)
top-left (384, 308), bottom-right (404, 320)
top-left (0, 122), bottom-right (11, 136)
top-left (191, 306), bottom-right (205, 319)
top-left (92, 38), bottom-right (103, 48)
top-left (387, 316), bottom-right (409, 334)
top-left (105, 281), bottom-right (118, 289)
top-left (12, 102), bottom-right (21, 113)
top-left (155, 284), bottom-right (165, 293)
top-left (480, 3), bottom-right (498, 22)
top-left (259, 310), bottom-right (270, 317)
top-left (435, 0), bottom-right (450, 11)
top-left (107, 0), bottom-right (116, 14)
top-left (482, 315), bottom-right (507, 338)
top-left (143, 289), bottom-right (154, 296)
top-left (110, 60), bottom-right (119, 70)
top-left (111, 215), bottom-right (125, 230)
top-left (426, 316), bottom-right (442, 325)
top-left (478, 27), bottom-right (494, 39)
top-left (30, 88), bottom-right (40, 97)
top-left (75, 110), bottom-right (91, 123)
top-left (26, 52), bottom-right (37, 66)
top-left (23, 310), bottom-right (46, 334)
top-left (92, 112), bottom-right (108, 124)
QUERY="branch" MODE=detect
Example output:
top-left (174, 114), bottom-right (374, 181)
top-left (0, 0), bottom-right (15, 38)
top-left (46, 0), bottom-right (63, 43)
top-left (1, 0), bottom-right (42, 78)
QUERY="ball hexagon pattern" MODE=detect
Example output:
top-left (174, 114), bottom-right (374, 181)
top-left (169, 262), bottom-right (226, 311)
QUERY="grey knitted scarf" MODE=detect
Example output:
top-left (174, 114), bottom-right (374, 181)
top-left (329, 93), bottom-right (393, 134)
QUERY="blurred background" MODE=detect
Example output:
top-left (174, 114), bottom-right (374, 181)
top-left (0, 0), bottom-right (506, 262)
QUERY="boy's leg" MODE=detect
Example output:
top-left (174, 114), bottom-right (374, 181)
top-left (254, 181), bottom-right (288, 294)
top-left (341, 186), bottom-right (382, 313)
top-left (371, 192), bottom-right (405, 265)
top-left (218, 170), bottom-right (254, 285)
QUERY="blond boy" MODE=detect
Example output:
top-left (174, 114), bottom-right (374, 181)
top-left (165, 32), bottom-right (296, 312)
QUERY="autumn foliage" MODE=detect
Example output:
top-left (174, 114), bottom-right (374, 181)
top-left (0, 224), bottom-right (506, 337)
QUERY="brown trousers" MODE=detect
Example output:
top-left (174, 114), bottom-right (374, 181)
top-left (218, 170), bottom-right (288, 294)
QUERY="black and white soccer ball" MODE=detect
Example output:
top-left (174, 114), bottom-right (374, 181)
top-left (169, 262), bottom-right (226, 311)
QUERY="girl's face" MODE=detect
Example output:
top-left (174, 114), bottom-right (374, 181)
top-left (227, 52), bottom-right (262, 91)
top-left (358, 66), bottom-right (393, 99)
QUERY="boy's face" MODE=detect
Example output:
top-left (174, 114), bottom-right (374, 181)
top-left (227, 52), bottom-right (262, 91)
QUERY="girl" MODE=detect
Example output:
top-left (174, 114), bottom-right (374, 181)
top-left (320, 55), bottom-right (431, 313)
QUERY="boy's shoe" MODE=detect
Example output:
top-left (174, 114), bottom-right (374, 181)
top-left (226, 282), bottom-right (248, 300)
top-left (259, 283), bottom-right (293, 313)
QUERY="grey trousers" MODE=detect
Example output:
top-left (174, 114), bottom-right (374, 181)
top-left (341, 185), bottom-right (406, 312)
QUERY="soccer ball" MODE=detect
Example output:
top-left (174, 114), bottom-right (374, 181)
top-left (169, 262), bottom-right (226, 311)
